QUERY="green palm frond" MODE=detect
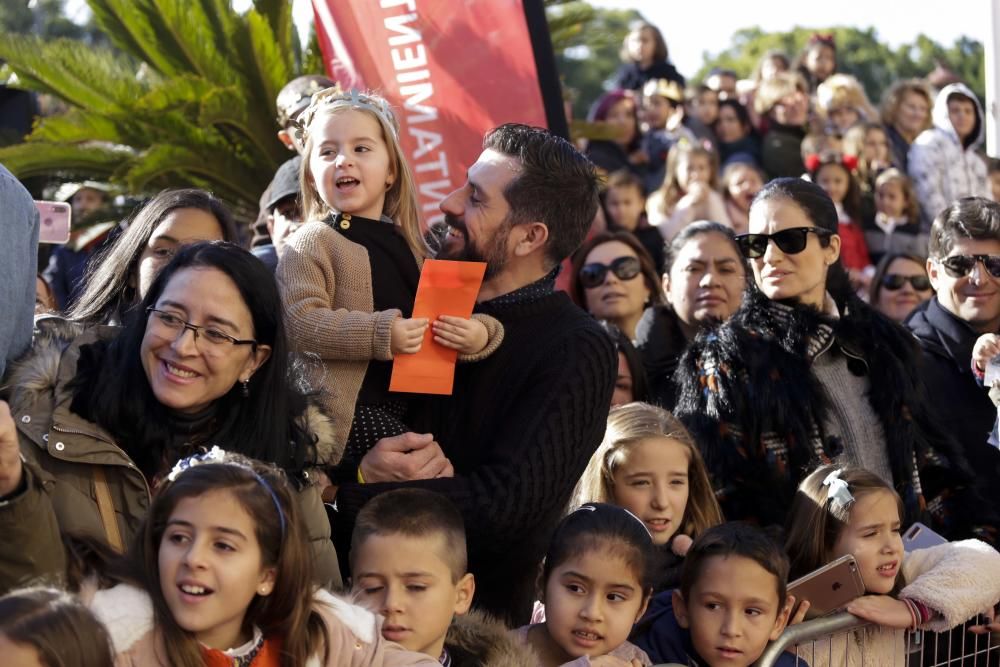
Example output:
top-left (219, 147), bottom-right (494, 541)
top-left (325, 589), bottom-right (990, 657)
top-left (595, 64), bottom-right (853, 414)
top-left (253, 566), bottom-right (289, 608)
top-left (2, 0), bottom-right (299, 221)
top-left (0, 33), bottom-right (150, 112)
top-left (0, 141), bottom-right (134, 180)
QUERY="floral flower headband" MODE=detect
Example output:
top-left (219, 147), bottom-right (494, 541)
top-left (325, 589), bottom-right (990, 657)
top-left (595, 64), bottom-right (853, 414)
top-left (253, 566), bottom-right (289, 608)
top-left (292, 87), bottom-right (400, 145)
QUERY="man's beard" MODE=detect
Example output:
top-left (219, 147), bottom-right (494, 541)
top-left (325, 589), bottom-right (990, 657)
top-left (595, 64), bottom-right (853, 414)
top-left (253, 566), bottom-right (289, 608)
top-left (437, 213), bottom-right (510, 281)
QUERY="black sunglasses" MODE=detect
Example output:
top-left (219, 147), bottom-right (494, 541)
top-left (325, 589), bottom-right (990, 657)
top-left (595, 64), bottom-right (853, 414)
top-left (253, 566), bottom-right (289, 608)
top-left (938, 254), bottom-right (1000, 279)
top-left (579, 256), bottom-right (642, 288)
top-left (881, 273), bottom-right (931, 291)
top-left (735, 227), bottom-right (833, 259)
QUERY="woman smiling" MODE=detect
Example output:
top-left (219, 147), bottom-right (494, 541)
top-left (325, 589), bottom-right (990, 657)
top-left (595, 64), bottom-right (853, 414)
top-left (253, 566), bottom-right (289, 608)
top-left (0, 242), bottom-right (342, 592)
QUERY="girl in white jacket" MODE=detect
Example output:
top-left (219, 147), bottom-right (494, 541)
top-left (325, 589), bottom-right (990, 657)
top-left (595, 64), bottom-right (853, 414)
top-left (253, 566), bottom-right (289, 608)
top-left (783, 464), bottom-right (1000, 666)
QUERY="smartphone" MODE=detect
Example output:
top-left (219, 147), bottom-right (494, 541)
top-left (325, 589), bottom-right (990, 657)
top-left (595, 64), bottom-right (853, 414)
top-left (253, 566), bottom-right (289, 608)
top-left (35, 200), bottom-right (72, 244)
top-left (902, 522), bottom-right (947, 552)
top-left (787, 554), bottom-right (865, 619)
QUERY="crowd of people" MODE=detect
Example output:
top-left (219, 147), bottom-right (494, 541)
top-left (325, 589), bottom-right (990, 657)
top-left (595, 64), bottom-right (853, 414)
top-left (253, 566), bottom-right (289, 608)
top-left (1, 18), bottom-right (1000, 667)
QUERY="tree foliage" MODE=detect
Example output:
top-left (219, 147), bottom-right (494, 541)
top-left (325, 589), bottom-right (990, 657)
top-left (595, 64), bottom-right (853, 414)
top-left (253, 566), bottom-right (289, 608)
top-left (545, 0), bottom-right (642, 119)
top-left (694, 26), bottom-right (985, 104)
top-left (0, 0), bottom-right (315, 220)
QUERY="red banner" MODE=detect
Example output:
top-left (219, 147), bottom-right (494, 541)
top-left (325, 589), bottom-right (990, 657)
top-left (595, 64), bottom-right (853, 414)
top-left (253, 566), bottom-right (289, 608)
top-left (311, 0), bottom-right (563, 229)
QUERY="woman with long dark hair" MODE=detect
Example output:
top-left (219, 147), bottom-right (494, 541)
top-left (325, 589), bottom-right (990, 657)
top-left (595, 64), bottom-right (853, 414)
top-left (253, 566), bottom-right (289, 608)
top-left (673, 178), bottom-right (990, 542)
top-left (0, 242), bottom-right (341, 593)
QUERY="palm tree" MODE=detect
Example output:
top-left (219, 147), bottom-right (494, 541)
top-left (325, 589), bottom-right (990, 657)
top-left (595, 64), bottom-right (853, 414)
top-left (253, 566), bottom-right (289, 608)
top-left (0, 0), bottom-right (304, 219)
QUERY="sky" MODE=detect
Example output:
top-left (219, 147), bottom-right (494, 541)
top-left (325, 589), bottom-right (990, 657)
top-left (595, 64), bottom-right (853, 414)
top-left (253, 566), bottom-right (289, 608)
top-left (589, 0), bottom-right (992, 77)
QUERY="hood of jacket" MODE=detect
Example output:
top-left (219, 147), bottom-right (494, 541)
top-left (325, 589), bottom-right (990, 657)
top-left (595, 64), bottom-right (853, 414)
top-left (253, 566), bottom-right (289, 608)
top-left (3, 317), bottom-right (341, 466)
top-left (445, 609), bottom-right (535, 667)
top-left (932, 82), bottom-right (984, 150)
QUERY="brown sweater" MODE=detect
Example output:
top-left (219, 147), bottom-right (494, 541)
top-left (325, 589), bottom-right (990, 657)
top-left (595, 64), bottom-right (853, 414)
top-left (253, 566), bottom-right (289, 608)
top-left (277, 220), bottom-right (501, 448)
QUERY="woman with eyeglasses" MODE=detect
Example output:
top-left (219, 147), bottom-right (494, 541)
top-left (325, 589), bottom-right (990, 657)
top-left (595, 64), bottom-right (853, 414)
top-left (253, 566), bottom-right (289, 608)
top-left (0, 242), bottom-right (342, 593)
top-left (570, 231), bottom-right (664, 341)
top-left (673, 177), bottom-right (984, 540)
top-left (869, 252), bottom-right (933, 322)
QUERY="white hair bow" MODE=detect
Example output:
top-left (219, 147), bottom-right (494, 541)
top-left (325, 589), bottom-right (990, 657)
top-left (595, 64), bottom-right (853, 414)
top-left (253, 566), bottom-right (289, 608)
top-left (822, 469), bottom-right (855, 511)
top-left (167, 445), bottom-right (226, 482)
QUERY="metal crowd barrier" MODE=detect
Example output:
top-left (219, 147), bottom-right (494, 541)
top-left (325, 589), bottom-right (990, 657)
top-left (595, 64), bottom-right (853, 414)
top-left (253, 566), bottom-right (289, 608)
top-left (753, 611), bottom-right (999, 666)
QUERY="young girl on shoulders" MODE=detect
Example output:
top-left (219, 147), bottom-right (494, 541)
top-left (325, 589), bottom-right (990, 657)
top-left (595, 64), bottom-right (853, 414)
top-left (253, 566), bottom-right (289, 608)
top-left (784, 464), bottom-right (1000, 666)
top-left (516, 503), bottom-right (656, 667)
top-left (573, 402), bottom-right (723, 592)
top-left (88, 449), bottom-right (438, 667)
top-left (278, 89), bottom-right (501, 460)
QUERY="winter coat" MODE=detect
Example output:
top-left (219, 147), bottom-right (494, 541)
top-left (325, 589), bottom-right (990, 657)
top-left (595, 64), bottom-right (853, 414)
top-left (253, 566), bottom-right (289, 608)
top-left (444, 610), bottom-right (537, 667)
top-left (908, 83), bottom-right (990, 228)
top-left (633, 305), bottom-right (690, 410)
top-left (88, 584), bottom-right (440, 667)
top-left (760, 122), bottom-right (806, 180)
top-left (673, 288), bottom-right (993, 542)
top-left (906, 298), bottom-right (1000, 507)
top-left (794, 539), bottom-right (1000, 667)
top-left (614, 61), bottom-right (686, 92)
top-left (0, 318), bottom-right (343, 593)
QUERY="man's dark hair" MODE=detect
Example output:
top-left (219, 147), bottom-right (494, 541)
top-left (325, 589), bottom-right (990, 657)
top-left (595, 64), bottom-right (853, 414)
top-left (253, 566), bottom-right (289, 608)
top-left (680, 522), bottom-right (789, 604)
top-left (483, 123), bottom-right (599, 267)
top-left (350, 489), bottom-right (468, 582)
top-left (928, 196), bottom-right (1000, 260)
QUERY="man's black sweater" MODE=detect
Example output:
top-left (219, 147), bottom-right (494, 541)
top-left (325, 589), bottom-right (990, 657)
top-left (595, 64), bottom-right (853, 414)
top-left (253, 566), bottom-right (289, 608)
top-left (335, 291), bottom-right (616, 625)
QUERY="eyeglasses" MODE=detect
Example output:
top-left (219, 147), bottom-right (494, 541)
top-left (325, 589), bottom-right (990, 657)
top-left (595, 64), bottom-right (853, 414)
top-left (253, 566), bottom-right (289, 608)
top-left (937, 254), bottom-right (1000, 279)
top-left (579, 256), bottom-right (642, 288)
top-left (146, 308), bottom-right (257, 352)
top-left (881, 273), bottom-right (932, 291)
top-left (735, 227), bottom-right (833, 259)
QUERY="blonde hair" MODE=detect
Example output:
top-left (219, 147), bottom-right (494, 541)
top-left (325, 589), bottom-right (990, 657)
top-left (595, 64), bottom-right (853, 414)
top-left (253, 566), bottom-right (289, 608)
top-left (754, 71), bottom-right (808, 116)
top-left (299, 89), bottom-right (429, 258)
top-left (572, 402), bottom-right (723, 541)
top-left (880, 79), bottom-right (934, 133)
top-left (655, 142), bottom-right (719, 217)
top-left (816, 73), bottom-right (877, 122)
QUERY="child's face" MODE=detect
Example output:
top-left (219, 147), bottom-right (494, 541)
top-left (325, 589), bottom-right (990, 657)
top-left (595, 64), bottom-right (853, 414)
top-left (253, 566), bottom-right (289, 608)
top-left (805, 44), bottom-right (836, 82)
top-left (672, 555), bottom-right (788, 667)
top-left (770, 90), bottom-right (808, 127)
top-left (542, 546), bottom-right (649, 660)
top-left (627, 28), bottom-right (656, 64)
top-left (827, 106), bottom-right (859, 133)
top-left (158, 490), bottom-right (276, 651)
top-left (611, 437), bottom-right (691, 545)
top-left (309, 109), bottom-right (393, 220)
top-left (830, 490), bottom-right (903, 595)
top-left (947, 97), bottom-right (977, 142)
top-left (694, 91), bottom-right (719, 126)
top-left (643, 95), bottom-right (672, 130)
top-left (352, 533), bottom-right (474, 658)
top-left (816, 163), bottom-right (850, 206)
top-left (863, 128), bottom-right (890, 164)
top-left (605, 185), bottom-right (645, 231)
top-left (605, 99), bottom-right (637, 147)
top-left (714, 106), bottom-right (746, 144)
top-left (875, 181), bottom-right (906, 218)
top-left (679, 154), bottom-right (712, 189)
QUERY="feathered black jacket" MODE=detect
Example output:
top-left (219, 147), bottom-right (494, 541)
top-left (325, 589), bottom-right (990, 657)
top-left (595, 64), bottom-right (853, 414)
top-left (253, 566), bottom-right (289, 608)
top-left (674, 287), bottom-right (995, 543)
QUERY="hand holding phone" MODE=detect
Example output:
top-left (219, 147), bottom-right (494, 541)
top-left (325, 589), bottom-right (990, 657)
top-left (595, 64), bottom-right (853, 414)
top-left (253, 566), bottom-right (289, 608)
top-left (34, 201), bottom-right (72, 244)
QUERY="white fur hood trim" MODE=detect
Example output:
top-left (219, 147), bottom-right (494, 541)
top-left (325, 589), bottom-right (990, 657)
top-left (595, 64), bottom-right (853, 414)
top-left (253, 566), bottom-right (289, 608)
top-left (88, 583), bottom-right (155, 655)
top-left (314, 587), bottom-right (376, 643)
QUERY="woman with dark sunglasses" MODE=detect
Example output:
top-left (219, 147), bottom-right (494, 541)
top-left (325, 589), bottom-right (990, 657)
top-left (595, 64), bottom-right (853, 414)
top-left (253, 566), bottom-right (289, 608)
top-left (570, 231), bottom-right (664, 340)
top-left (673, 177), bottom-right (988, 543)
top-left (869, 252), bottom-right (933, 322)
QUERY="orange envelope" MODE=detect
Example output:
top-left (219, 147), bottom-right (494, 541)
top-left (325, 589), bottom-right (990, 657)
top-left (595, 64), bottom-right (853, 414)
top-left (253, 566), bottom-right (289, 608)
top-left (389, 259), bottom-right (487, 395)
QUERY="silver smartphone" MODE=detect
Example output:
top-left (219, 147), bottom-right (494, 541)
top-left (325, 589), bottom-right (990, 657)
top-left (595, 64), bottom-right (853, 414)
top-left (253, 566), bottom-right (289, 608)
top-left (902, 522), bottom-right (947, 552)
top-left (787, 554), bottom-right (866, 619)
